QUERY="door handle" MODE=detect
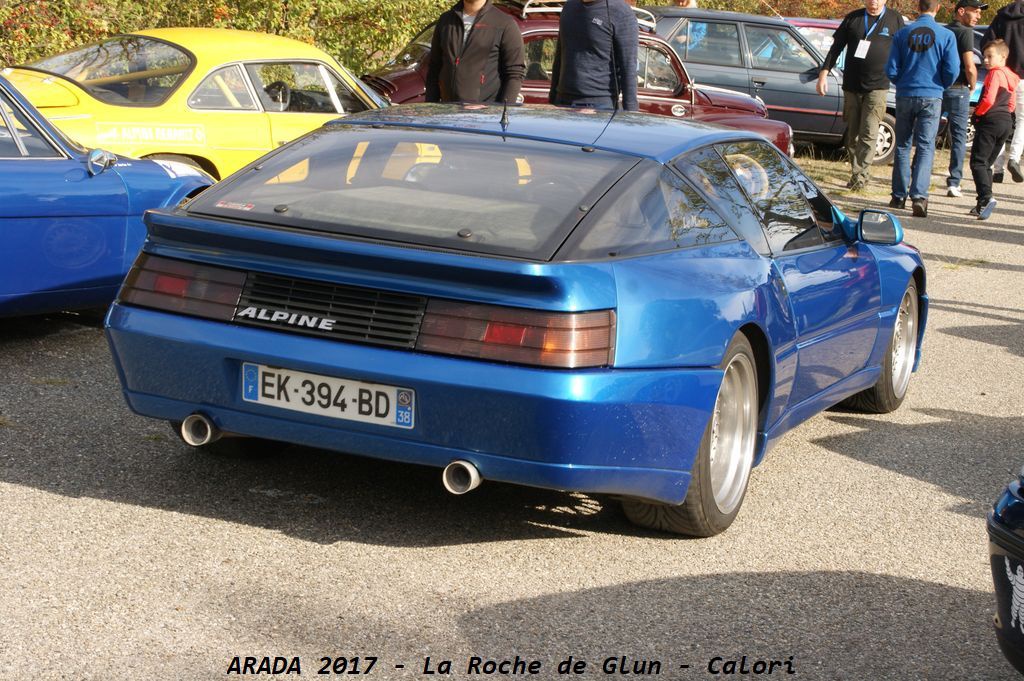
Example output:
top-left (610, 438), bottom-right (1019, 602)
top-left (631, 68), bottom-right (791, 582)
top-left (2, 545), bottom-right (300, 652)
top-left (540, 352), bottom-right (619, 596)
top-left (753, 80), bottom-right (767, 88)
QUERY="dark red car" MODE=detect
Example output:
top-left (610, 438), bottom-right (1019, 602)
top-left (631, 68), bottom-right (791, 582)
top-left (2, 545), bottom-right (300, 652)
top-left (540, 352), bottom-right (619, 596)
top-left (365, 0), bottom-right (793, 155)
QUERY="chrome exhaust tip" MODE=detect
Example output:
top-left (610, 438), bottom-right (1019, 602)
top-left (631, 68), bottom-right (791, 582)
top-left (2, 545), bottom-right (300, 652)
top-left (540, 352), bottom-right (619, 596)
top-left (180, 413), bottom-right (221, 447)
top-left (442, 460), bottom-right (482, 495)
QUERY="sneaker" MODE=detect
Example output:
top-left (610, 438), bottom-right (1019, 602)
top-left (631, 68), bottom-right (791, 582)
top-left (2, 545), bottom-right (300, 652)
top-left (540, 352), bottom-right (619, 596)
top-left (1009, 159), bottom-right (1024, 183)
top-left (968, 204), bottom-right (981, 217)
top-left (946, 185), bottom-right (962, 197)
top-left (994, 172), bottom-right (1005, 183)
top-left (889, 196), bottom-right (907, 209)
top-left (850, 180), bottom-right (868, 192)
top-left (911, 198), bottom-right (928, 217)
top-left (978, 198), bottom-right (998, 220)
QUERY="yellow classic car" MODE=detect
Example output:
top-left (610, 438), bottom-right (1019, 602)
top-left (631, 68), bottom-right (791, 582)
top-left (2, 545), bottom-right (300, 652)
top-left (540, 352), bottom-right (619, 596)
top-left (3, 28), bottom-right (388, 179)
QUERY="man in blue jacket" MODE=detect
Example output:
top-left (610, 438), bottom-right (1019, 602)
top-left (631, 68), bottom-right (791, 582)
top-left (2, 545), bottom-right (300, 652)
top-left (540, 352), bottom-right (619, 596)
top-left (886, 0), bottom-right (961, 216)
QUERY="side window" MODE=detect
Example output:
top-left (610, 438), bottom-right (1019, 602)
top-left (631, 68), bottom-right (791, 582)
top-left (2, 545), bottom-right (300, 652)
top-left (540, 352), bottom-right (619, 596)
top-left (0, 93), bottom-right (60, 158)
top-left (674, 146), bottom-right (770, 256)
top-left (745, 26), bottom-right (819, 72)
top-left (569, 163), bottom-right (736, 259)
top-left (245, 62), bottom-right (339, 114)
top-left (718, 141), bottom-right (821, 253)
top-left (188, 65), bottom-right (258, 110)
top-left (790, 164), bottom-right (844, 244)
top-left (524, 37), bottom-right (557, 82)
top-left (322, 67), bottom-right (369, 114)
top-left (637, 45), bottom-right (681, 93)
top-left (681, 21), bottom-right (741, 67)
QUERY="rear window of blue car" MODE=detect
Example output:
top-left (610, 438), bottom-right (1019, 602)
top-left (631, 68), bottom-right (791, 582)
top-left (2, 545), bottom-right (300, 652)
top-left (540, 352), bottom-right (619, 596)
top-left (188, 126), bottom-right (638, 260)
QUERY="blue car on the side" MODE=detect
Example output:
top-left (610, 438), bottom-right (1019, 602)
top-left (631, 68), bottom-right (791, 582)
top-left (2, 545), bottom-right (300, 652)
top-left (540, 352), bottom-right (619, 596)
top-left (105, 105), bottom-right (927, 536)
top-left (0, 75), bottom-right (211, 317)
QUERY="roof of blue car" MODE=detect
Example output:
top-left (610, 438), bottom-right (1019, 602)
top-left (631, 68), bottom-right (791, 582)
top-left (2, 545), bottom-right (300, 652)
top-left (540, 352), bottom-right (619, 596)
top-left (331, 104), bottom-right (760, 163)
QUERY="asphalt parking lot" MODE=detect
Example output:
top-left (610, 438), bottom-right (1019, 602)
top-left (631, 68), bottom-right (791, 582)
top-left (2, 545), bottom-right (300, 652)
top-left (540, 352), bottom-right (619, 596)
top-left (2, 167), bottom-right (1023, 680)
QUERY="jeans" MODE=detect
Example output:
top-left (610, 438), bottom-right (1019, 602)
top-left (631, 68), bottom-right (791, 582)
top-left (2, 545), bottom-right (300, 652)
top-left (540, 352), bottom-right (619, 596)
top-left (941, 86), bottom-right (971, 187)
top-left (843, 89), bottom-right (888, 185)
top-left (892, 96), bottom-right (942, 200)
top-left (971, 114), bottom-right (1013, 204)
top-left (994, 86), bottom-right (1024, 172)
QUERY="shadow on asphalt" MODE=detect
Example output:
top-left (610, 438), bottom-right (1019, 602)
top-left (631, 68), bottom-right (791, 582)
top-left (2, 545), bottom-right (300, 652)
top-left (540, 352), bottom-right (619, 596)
top-left (815, 408), bottom-right (1022, 517)
top-left (927, 298), bottom-right (1024, 358)
top-left (0, 316), bottom-right (640, 545)
top-left (457, 571), bottom-right (1012, 680)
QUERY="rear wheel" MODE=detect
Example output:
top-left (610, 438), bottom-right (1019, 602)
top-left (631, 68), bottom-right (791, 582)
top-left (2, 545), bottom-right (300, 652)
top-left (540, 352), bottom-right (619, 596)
top-left (144, 153), bottom-right (215, 178)
top-left (623, 334), bottom-right (759, 537)
top-left (872, 113), bottom-right (897, 165)
top-left (841, 282), bottom-right (919, 413)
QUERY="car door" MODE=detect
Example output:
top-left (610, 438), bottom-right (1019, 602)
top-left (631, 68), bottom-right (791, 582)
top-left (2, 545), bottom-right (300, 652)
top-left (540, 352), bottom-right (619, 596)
top-left (0, 89), bottom-right (129, 314)
top-left (520, 32), bottom-right (558, 104)
top-left (185, 64), bottom-right (273, 178)
top-left (742, 23), bottom-right (840, 137)
top-left (245, 62), bottom-right (369, 150)
top-left (636, 41), bottom-right (691, 118)
top-left (717, 140), bottom-right (881, 406)
top-left (664, 19), bottom-right (751, 96)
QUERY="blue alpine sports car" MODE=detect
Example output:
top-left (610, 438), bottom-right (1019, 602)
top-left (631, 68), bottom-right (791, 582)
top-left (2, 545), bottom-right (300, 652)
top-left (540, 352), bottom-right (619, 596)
top-left (0, 75), bottom-right (211, 317)
top-left (105, 105), bottom-right (927, 536)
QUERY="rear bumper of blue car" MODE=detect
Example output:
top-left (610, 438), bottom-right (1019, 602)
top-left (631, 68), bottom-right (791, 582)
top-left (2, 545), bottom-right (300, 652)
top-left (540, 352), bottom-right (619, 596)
top-left (105, 304), bottom-right (723, 504)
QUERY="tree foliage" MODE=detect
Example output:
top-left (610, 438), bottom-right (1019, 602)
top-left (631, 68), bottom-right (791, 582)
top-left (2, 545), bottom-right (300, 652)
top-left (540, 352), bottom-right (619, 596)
top-left (0, 0), bottom-right (1000, 74)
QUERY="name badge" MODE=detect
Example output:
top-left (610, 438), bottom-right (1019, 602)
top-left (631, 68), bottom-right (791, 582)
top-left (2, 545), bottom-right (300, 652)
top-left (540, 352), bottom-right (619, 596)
top-left (854, 40), bottom-right (871, 59)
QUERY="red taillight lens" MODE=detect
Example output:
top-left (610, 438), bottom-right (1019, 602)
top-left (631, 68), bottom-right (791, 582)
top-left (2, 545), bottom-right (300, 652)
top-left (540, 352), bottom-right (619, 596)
top-left (416, 300), bottom-right (615, 368)
top-left (119, 253), bottom-right (245, 320)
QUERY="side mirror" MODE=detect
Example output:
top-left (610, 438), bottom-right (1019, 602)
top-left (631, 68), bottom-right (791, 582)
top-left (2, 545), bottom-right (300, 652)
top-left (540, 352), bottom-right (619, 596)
top-left (86, 148), bottom-right (117, 176)
top-left (857, 209), bottom-right (903, 245)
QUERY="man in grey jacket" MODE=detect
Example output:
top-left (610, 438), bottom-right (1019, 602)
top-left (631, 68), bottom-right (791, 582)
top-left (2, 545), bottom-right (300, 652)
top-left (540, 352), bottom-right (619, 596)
top-left (549, 0), bottom-right (639, 111)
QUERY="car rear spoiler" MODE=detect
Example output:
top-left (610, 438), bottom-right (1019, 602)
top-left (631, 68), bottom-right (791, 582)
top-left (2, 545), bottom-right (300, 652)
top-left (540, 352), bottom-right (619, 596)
top-left (498, 0), bottom-right (657, 31)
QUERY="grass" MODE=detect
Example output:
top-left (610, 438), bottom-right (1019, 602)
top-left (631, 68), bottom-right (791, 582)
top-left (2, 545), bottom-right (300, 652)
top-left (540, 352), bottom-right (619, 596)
top-left (794, 144), bottom-right (953, 206)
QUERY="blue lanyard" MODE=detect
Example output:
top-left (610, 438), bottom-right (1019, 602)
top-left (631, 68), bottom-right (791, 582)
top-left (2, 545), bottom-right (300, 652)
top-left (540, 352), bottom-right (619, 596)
top-left (864, 8), bottom-right (885, 38)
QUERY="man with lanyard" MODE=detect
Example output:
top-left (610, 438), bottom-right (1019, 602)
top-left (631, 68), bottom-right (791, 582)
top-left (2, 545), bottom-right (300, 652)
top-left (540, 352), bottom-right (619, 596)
top-left (817, 0), bottom-right (904, 192)
top-left (425, 0), bottom-right (525, 104)
top-left (943, 0), bottom-right (985, 197)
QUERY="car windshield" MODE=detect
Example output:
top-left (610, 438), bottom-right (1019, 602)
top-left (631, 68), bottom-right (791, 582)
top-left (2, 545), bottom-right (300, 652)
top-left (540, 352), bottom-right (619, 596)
top-left (30, 35), bottom-right (193, 106)
top-left (388, 25), bottom-right (436, 68)
top-left (188, 124), bottom-right (637, 260)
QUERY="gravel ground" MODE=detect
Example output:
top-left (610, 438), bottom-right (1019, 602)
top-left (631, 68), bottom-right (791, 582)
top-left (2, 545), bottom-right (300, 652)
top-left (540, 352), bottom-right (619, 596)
top-left (1, 160), bottom-right (1022, 680)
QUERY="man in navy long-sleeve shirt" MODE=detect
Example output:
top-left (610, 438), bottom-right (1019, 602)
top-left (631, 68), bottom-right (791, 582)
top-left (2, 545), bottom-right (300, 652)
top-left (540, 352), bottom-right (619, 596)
top-left (549, 0), bottom-right (639, 111)
top-left (886, 0), bottom-right (960, 216)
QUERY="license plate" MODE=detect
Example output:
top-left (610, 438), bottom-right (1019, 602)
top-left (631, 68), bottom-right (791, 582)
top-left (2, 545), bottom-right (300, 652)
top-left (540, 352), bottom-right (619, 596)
top-left (241, 363), bottom-right (415, 429)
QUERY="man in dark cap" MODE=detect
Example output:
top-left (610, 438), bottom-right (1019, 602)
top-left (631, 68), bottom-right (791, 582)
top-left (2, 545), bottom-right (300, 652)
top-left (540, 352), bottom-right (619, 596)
top-left (942, 0), bottom-right (986, 197)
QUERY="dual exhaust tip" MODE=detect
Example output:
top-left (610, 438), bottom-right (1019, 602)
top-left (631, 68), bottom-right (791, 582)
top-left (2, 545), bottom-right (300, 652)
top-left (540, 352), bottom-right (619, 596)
top-left (180, 413), bottom-right (482, 495)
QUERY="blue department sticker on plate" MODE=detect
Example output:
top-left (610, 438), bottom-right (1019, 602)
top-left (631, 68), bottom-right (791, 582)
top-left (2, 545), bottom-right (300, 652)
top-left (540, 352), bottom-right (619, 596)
top-left (242, 362), bottom-right (414, 429)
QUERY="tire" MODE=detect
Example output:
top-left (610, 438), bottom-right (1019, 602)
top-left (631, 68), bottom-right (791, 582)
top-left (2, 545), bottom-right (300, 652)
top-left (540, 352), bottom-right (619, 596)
top-left (168, 421), bottom-right (280, 458)
top-left (841, 282), bottom-right (919, 414)
top-left (144, 153), bottom-right (215, 178)
top-left (872, 113), bottom-right (897, 165)
top-left (622, 334), bottom-right (759, 537)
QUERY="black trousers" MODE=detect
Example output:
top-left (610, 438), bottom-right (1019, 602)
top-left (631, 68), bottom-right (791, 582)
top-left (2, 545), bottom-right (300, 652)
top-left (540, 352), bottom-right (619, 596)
top-left (970, 114), bottom-right (1014, 205)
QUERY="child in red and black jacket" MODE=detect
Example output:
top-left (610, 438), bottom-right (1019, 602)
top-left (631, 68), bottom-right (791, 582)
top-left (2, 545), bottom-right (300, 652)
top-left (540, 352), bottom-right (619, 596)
top-left (969, 39), bottom-right (1020, 219)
